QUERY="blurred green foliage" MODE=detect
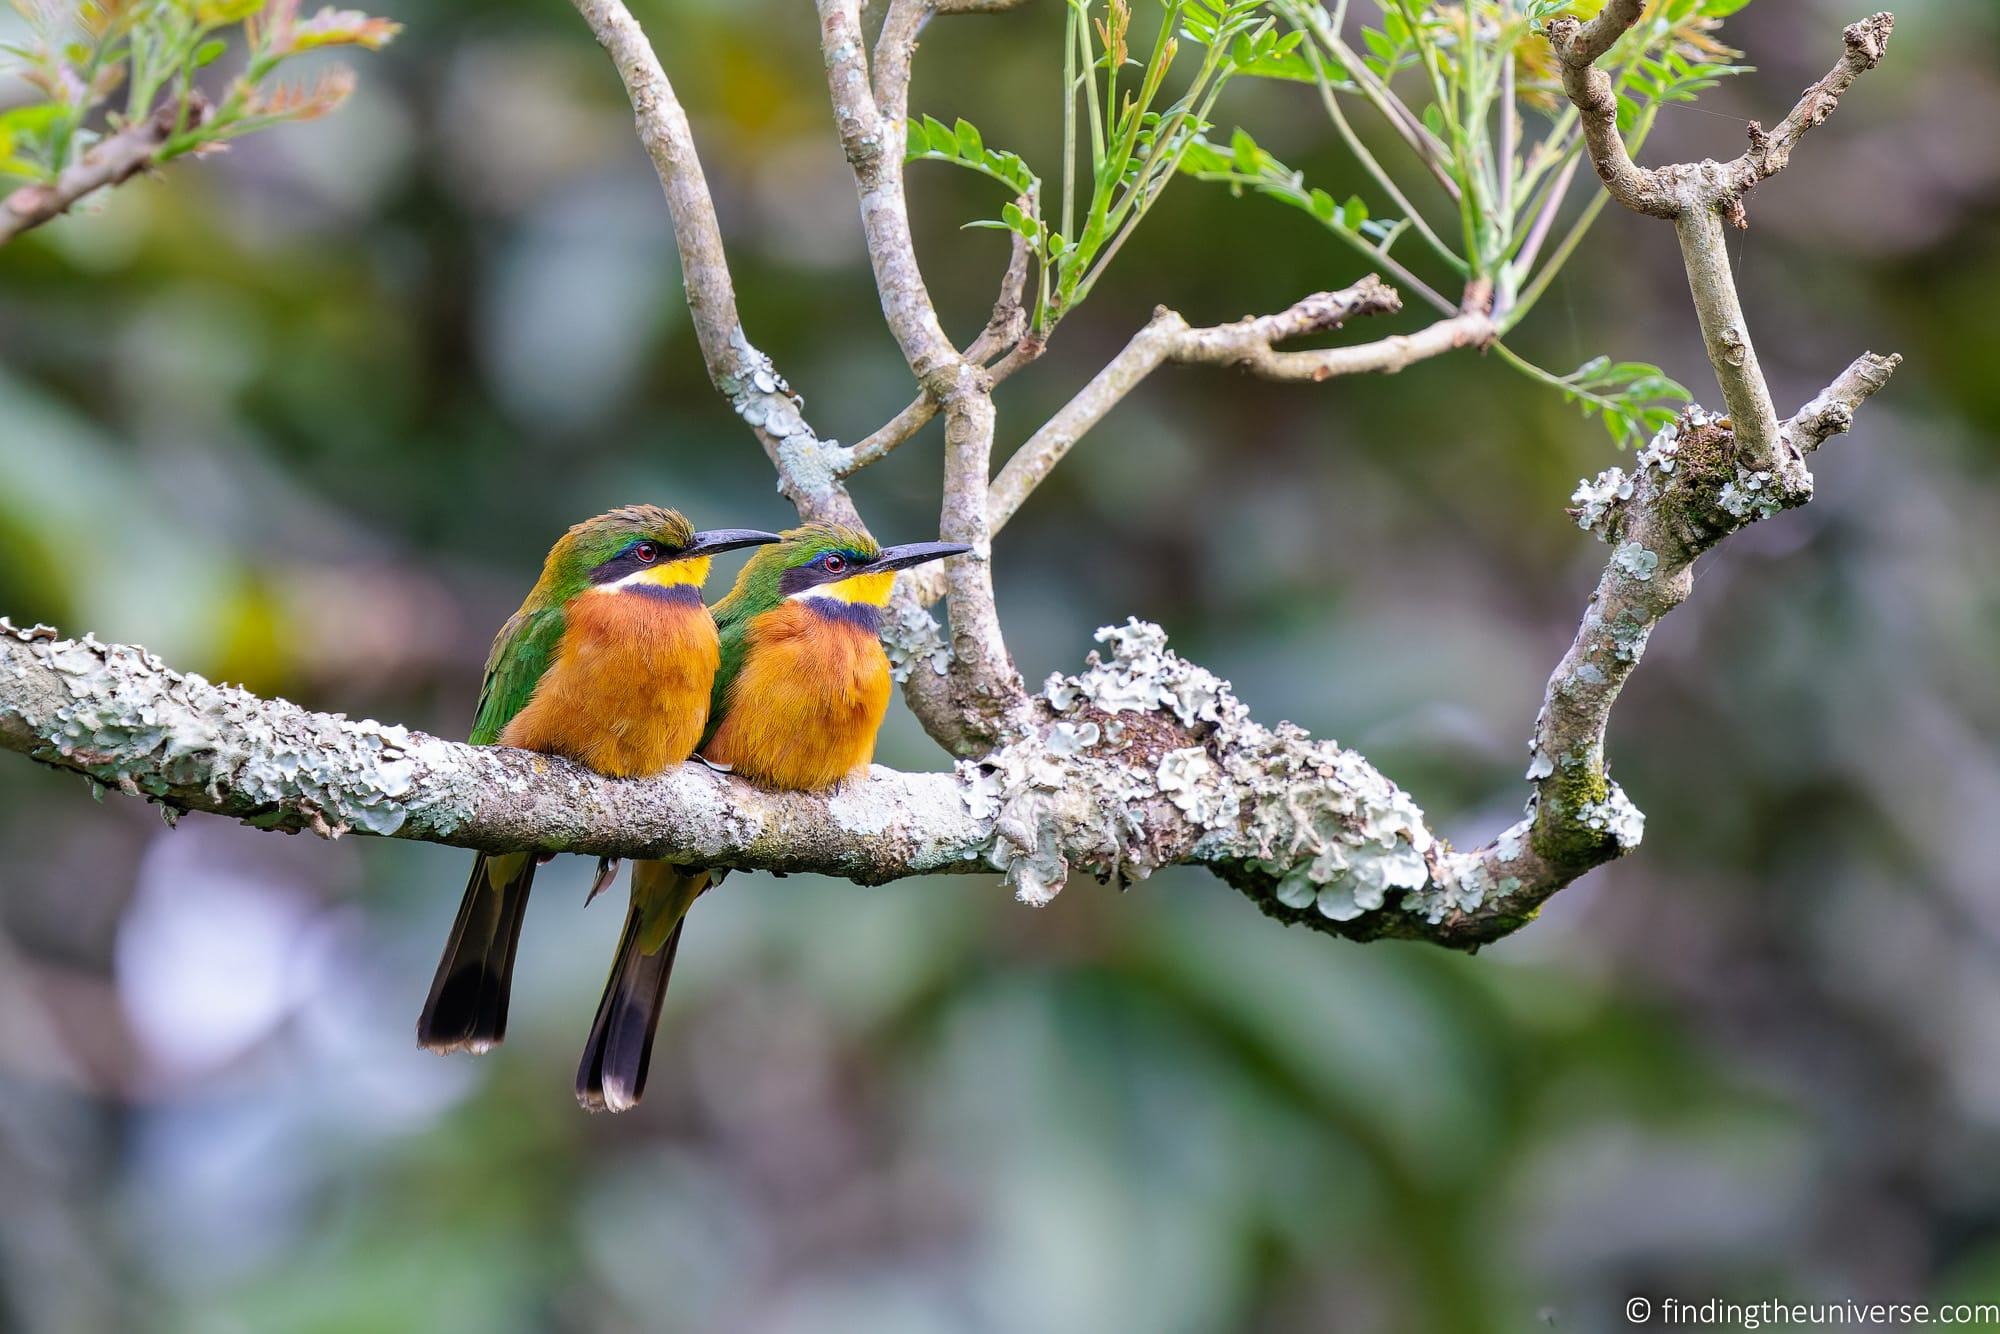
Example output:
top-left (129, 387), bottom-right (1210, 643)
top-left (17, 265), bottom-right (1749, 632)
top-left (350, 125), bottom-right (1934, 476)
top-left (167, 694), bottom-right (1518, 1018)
top-left (2, 0), bottom-right (2000, 1331)
top-left (3, 0), bottom-right (400, 184)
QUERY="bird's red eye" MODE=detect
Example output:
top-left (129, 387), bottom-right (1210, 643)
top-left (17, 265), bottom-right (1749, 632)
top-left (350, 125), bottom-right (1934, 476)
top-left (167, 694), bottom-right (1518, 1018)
top-left (635, 543), bottom-right (659, 563)
top-left (823, 554), bottom-right (846, 573)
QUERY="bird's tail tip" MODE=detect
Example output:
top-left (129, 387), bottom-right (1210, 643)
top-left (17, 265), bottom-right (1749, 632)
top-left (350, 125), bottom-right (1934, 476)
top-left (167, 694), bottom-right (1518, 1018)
top-left (416, 851), bottom-right (537, 1055)
top-left (574, 905), bottom-right (684, 1114)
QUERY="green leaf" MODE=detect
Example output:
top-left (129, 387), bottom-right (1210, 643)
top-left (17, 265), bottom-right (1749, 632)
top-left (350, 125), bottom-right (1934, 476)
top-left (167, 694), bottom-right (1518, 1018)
top-left (0, 103), bottom-right (60, 137)
top-left (193, 38), bottom-right (227, 68)
top-left (1230, 41), bottom-right (1318, 81)
top-left (194, 0), bottom-right (265, 22)
top-left (1179, 137), bottom-right (1231, 174)
top-left (922, 114), bottom-right (956, 156)
top-left (1229, 126), bottom-right (1261, 174)
top-left (1541, 356), bottom-right (1692, 449)
top-left (905, 111), bottom-right (1042, 205)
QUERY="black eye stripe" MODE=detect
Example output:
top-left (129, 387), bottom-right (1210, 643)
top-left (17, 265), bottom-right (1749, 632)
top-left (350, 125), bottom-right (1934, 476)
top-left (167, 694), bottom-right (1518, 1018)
top-left (776, 548), bottom-right (875, 597)
top-left (588, 538), bottom-right (679, 584)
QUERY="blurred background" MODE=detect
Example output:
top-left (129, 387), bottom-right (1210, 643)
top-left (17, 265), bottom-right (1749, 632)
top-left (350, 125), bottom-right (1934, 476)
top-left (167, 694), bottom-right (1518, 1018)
top-left (3, 0), bottom-right (1998, 1329)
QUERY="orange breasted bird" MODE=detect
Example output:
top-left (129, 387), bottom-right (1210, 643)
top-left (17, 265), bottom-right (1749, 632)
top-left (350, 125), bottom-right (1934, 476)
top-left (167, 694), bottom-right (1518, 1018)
top-left (416, 506), bottom-right (781, 1055)
top-left (575, 522), bottom-right (968, 1112)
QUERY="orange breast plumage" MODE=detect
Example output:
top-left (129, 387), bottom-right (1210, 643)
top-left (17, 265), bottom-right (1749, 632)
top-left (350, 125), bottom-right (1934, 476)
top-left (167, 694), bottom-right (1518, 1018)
top-left (702, 599), bottom-right (892, 792)
top-left (500, 587), bottom-right (720, 779)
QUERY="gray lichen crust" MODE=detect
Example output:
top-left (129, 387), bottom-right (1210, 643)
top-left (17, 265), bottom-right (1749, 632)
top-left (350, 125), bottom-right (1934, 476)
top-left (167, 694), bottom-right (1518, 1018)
top-left (3, 618), bottom-right (478, 839)
top-left (4, 612), bottom-right (1515, 946)
top-left (962, 620), bottom-right (1445, 935)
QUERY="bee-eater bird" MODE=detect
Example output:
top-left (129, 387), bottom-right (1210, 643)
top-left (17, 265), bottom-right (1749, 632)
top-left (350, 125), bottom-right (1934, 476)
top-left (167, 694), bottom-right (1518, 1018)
top-left (576, 522), bottom-right (969, 1112)
top-left (416, 506), bottom-right (781, 1055)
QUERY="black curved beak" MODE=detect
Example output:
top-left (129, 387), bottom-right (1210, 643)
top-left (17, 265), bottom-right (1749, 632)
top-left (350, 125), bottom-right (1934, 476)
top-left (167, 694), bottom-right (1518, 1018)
top-left (682, 528), bottom-right (783, 558)
top-left (868, 541), bottom-right (973, 573)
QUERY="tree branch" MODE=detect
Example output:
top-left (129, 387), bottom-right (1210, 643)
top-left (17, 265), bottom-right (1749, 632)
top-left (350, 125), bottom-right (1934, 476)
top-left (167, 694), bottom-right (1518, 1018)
top-left (0, 101), bottom-right (203, 247)
top-left (1724, 12), bottom-right (1896, 201)
top-left (1549, 7), bottom-right (1895, 227)
top-left (569, 0), bottom-right (858, 528)
top-left (1783, 348), bottom-right (1902, 456)
top-left (1545, 11), bottom-right (1677, 218)
top-left (818, 0), bottom-right (1030, 750)
top-left (569, 0), bottom-right (980, 749)
top-left (836, 213), bottom-right (1037, 477)
top-left (980, 276), bottom-right (1488, 543)
top-left (0, 341), bottom-right (1894, 943)
top-left (0, 621), bottom-right (984, 879)
top-left (0, 1), bottom-right (1912, 980)
top-left (1549, 8), bottom-right (1896, 474)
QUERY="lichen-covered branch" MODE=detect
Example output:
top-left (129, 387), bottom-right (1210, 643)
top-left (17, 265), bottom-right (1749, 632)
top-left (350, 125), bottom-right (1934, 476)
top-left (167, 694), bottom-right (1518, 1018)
top-left (0, 102), bottom-right (202, 247)
top-left (0, 616), bottom-right (1444, 931)
top-left (0, 340), bottom-right (1894, 947)
top-left (0, 622), bottom-right (984, 879)
top-left (0, 1), bottom-right (1912, 976)
top-left (1435, 357), bottom-right (1897, 931)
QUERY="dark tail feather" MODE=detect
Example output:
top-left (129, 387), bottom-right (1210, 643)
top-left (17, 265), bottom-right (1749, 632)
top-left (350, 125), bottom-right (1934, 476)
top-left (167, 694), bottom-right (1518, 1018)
top-left (586, 856), bottom-right (621, 904)
top-left (575, 904), bottom-right (683, 1114)
top-left (417, 852), bottom-right (536, 1053)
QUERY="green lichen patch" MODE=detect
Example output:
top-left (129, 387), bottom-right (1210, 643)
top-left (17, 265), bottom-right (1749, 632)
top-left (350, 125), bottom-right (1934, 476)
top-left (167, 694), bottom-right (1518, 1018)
top-left (1530, 757), bottom-right (1614, 867)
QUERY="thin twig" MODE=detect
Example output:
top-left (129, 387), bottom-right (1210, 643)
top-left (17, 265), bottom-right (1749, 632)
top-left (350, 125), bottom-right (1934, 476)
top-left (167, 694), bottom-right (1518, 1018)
top-left (979, 276), bottom-right (1495, 542)
top-left (1546, 6), bottom-right (1896, 470)
top-left (838, 209), bottom-right (1037, 476)
top-left (0, 100), bottom-right (202, 246)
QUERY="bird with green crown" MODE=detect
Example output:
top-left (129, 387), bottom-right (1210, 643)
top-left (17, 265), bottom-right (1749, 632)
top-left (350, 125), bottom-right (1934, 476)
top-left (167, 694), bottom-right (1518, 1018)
top-left (416, 506), bottom-right (781, 1055)
top-left (574, 522), bottom-right (967, 1112)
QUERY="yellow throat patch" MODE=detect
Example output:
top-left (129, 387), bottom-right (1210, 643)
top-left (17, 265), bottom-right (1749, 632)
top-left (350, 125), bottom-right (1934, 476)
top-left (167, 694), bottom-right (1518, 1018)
top-left (804, 570), bottom-right (896, 606)
top-left (632, 556), bottom-right (711, 590)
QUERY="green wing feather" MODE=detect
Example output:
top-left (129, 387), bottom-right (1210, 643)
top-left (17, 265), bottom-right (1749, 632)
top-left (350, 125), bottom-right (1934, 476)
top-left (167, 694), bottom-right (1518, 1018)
top-left (700, 601), bottom-right (755, 748)
top-left (469, 605), bottom-right (566, 745)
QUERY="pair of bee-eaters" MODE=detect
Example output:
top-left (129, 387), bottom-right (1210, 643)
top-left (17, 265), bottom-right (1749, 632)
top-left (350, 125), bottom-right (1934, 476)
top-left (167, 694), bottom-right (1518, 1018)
top-left (414, 506), bottom-right (965, 1112)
